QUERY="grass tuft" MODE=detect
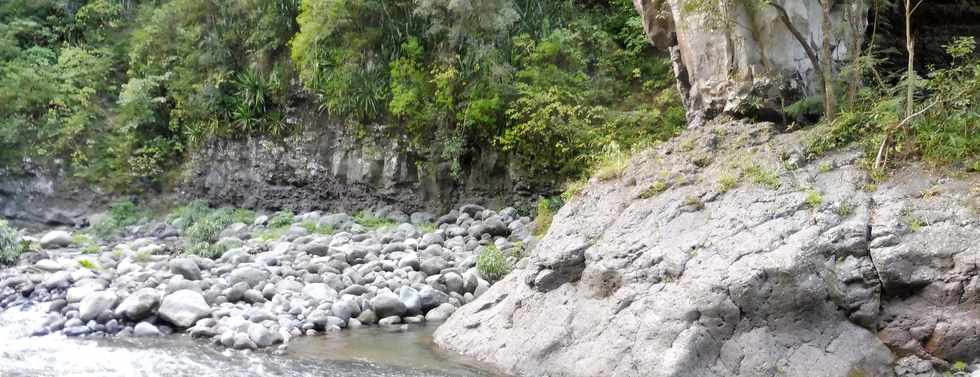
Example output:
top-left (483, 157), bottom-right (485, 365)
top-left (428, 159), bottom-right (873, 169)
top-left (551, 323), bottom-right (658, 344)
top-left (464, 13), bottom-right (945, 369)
top-left (476, 245), bottom-right (512, 283)
top-left (639, 180), bottom-right (669, 199)
top-left (805, 190), bottom-right (824, 209)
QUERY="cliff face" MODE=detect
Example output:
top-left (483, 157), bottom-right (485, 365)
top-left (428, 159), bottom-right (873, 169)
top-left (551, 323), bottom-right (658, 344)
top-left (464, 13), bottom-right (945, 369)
top-left (0, 165), bottom-right (100, 227)
top-left (180, 105), bottom-right (548, 214)
top-left (435, 119), bottom-right (980, 376)
top-left (633, 0), bottom-right (865, 125)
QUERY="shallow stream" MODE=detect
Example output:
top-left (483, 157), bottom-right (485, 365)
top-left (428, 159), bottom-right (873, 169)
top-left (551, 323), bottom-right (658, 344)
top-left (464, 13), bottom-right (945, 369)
top-left (0, 304), bottom-right (500, 377)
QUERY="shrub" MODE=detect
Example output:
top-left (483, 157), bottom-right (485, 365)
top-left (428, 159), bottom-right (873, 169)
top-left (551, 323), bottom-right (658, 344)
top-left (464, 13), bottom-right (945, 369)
top-left (903, 211), bottom-right (925, 232)
top-left (73, 233), bottom-right (101, 254)
top-left (133, 249), bottom-right (152, 264)
top-left (353, 211), bottom-right (395, 230)
top-left (718, 174), bottom-right (739, 193)
top-left (805, 190), bottom-right (824, 209)
top-left (78, 258), bottom-right (97, 270)
top-left (416, 222), bottom-right (438, 234)
top-left (301, 221), bottom-right (335, 235)
top-left (744, 163), bottom-right (781, 190)
top-left (561, 178), bottom-right (589, 202)
top-left (0, 220), bottom-right (23, 265)
top-left (184, 242), bottom-right (223, 259)
top-left (92, 199), bottom-right (144, 237)
top-left (267, 210), bottom-right (295, 229)
top-left (230, 208), bottom-right (257, 225)
top-left (185, 216), bottom-right (227, 245)
top-left (684, 196), bottom-right (705, 210)
top-left (533, 197), bottom-right (562, 237)
top-left (169, 200), bottom-right (212, 230)
top-left (594, 142), bottom-right (631, 181)
top-left (639, 180), bottom-right (668, 199)
top-left (476, 245), bottom-right (512, 283)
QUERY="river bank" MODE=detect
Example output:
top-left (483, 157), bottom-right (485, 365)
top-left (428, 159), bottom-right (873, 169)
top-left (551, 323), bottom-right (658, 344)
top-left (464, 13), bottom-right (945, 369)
top-left (0, 203), bottom-right (530, 357)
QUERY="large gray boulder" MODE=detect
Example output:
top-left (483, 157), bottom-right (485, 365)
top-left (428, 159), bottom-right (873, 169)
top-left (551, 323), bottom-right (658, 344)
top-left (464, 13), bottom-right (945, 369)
top-left (158, 289), bottom-right (211, 328)
top-left (436, 121), bottom-right (932, 377)
top-left (227, 266), bottom-right (268, 288)
top-left (370, 291), bottom-right (406, 318)
top-left (302, 283), bottom-right (337, 303)
top-left (170, 258), bottom-right (202, 281)
top-left (79, 291), bottom-right (118, 321)
top-left (40, 230), bottom-right (72, 249)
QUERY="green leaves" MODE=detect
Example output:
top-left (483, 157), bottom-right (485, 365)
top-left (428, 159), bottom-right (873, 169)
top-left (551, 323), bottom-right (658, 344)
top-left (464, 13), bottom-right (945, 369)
top-left (476, 245), bottom-right (513, 283)
top-left (0, 220), bottom-right (22, 266)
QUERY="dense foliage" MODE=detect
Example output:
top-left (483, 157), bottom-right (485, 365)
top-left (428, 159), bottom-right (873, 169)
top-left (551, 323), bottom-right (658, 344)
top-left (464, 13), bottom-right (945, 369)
top-left (0, 219), bottom-right (22, 265)
top-left (805, 36), bottom-right (980, 171)
top-left (0, 0), bottom-right (684, 190)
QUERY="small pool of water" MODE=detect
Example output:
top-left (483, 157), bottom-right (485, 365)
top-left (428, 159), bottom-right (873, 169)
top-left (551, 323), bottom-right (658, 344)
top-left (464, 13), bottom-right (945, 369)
top-left (0, 304), bottom-right (502, 377)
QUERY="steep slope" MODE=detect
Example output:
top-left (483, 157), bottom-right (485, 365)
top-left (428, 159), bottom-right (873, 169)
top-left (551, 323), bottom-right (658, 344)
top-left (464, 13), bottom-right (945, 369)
top-left (435, 119), bottom-right (980, 376)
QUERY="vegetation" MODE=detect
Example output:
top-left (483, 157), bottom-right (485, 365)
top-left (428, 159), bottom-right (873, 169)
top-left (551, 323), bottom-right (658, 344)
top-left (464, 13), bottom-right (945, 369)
top-left (804, 36), bottom-right (980, 172)
top-left (169, 202), bottom-right (256, 258)
top-left (267, 211), bottom-right (295, 229)
top-left (0, 220), bottom-right (22, 265)
top-left (256, 210), bottom-right (296, 241)
top-left (72, 233), bottom-right (101, 254)
top-left (594, 143), bottom-right (632, 181)
top-left (417, 222), bottom-right (438, 234)
top-left (744, 163), bottom-right (782, 190)
top-left (92, 199), bottom-right (145, 237)
top-left (683, 196), bottom-right (705, 210)
top-left (476, 245), bottom-right (512, 283)
top-left (903, 209), bottom-right (925, 232)
top-left (718, 174), bottom-right (739, 193)
top-left (78, 258), bottom-right (97, 270)
top-left (805, 190), bottom-right (824, 209)
top-left (353, 211), bottom-right (395, 230)
top-left (837, 201), bottom-right (854, 218)
top-left (300, 221), bottom-right (334, 236)
top-left (0, 0), bottom-right (685, 192)
top-left (681, 1), bottom-right (978, 175)
top-left (532, 196), bottom-right (562, 237)
top-left (639, 180), bottom-right (669, 199)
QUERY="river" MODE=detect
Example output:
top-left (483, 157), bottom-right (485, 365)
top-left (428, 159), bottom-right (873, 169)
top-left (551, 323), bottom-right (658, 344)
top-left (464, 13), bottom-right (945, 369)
top-left (0, 303), bottom-right (501, 377)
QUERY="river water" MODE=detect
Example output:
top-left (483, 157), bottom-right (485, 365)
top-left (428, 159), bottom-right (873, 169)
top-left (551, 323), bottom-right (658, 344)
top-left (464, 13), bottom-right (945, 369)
top-left (0, 304), bottom-right (501, 377)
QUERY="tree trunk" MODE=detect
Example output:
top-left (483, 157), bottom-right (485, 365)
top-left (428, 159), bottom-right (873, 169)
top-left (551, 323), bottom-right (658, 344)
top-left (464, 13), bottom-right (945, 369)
top-left (846, 0), bottom-right (864, 105)
top-left (905, 0), bottom-right (915, 117)
top-left (820, 0), bottom-right (837, 121)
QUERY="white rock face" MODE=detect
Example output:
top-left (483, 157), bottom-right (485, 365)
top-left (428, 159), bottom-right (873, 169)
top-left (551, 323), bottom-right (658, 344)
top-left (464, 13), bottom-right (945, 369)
top-left (633, 0), bottom-right (865, 125)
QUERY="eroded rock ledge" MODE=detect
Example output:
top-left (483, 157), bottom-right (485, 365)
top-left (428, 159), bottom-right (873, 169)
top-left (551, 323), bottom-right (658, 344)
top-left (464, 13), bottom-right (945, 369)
top-left (435, 119), bottom-right (980, 377)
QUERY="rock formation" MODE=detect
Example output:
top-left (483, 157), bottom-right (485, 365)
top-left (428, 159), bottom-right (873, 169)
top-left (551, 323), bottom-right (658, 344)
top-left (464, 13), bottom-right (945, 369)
top-left (180, 101), bottom-right (548, 214)
top-left (633, 0), bottom-right (865, 125)
top-left (435, 118), bottom-right (980, 376)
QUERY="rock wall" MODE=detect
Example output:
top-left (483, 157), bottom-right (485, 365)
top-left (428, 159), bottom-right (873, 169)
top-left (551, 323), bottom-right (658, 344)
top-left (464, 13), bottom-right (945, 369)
top-left (0, 164), bottom-right (99, 227)
top-left (435, 119), bottom-right (980, 376)
top-left (633, 0), bottom-right (865, 125)
top-left (180, 107), bottom-right (548, 214)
